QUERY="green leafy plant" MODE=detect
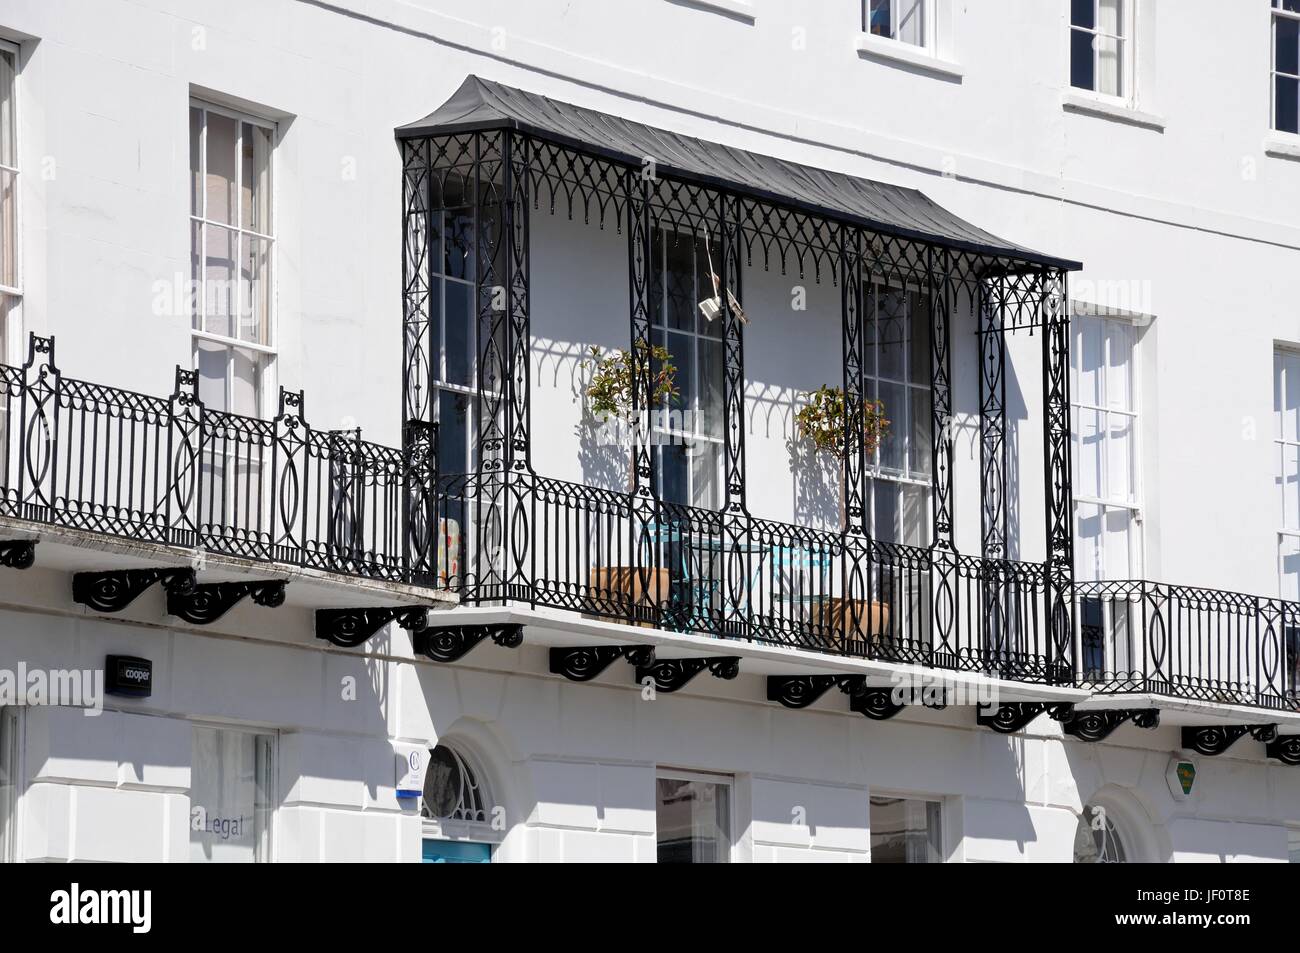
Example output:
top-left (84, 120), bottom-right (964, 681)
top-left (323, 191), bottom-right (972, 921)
top-left (795, 385), bottom-right (889, 460)
top-left (583, 340), bottom-right (679, 423)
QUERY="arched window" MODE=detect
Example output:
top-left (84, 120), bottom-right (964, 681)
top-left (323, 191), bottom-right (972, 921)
top-left (1073, 803), bottom-right (1128, 863)
top-left (421, 743), bottom-right (489, 824)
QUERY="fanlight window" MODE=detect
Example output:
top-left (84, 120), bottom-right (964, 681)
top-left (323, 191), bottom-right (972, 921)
top-left (421, 744), bottom-right (489, 823)
top-left (1073, 804), bottom-right (1127, 863)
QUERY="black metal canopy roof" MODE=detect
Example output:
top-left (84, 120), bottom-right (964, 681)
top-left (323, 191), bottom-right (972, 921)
top-left (397, 76), bottom-right (1080, 272)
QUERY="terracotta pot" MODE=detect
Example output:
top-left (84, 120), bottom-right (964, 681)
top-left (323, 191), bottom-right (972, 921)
top-left (588, 566), bottom-right (671, 628)
top-left (812, 597), bottom-right (891, 649)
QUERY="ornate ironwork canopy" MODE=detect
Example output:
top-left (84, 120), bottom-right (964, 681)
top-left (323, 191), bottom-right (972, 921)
top-left (397, 76), bottom-right (1080, 273)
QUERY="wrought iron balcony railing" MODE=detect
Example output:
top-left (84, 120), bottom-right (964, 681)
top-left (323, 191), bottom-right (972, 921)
top-left (0, 336), bottom-right (439, 584)
top-left (1075, 580), bottom-right (1300, 712)
top-left (0, 335), bottom-right (1296, 715)
top-left (436, 470), bottom-right (1063, 683)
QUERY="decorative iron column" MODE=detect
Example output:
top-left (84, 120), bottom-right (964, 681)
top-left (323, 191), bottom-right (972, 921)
top-left (718, 192), bottom-right (751, 637)
top-left (977, 279), bottom-right (1008, 560)
top-left (929, 247), bottom-right (957, 661)
top-left (401, 137), bottom-right (433, 432)
top-left (500, 130), bottom-right (533, 601)
top-left (977, 276), bottom-right (1010, 665)
top-left (624, 168), bottom-right (660, 627)
top-left (840, 226), bottom-right (868, 536)
top-left (1041, 269), bottom-right (1076, 681)
top-left (474, 131), bottom-right (508, 601)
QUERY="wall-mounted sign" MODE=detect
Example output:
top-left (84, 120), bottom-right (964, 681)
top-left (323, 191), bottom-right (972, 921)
top-left (395, 744), bottom-right (426, 800)
top-left (1166, 755), bottom-right (1197, 800)
top-left (105, 655), bottom-right (152, 698)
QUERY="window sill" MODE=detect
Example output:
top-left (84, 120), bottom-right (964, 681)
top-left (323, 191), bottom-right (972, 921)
top-left (667, 0), bottom-right (755, 22)
top-left (853, 33), bottom-right (963, 82)
top-left (1264, 132), bottom-right (1300, 162)
top-left (1061, 91), bottom-right (1165, 132)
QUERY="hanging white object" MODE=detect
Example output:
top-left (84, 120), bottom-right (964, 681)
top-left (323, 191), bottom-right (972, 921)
top-left (697, 231), bottom-right (749, 324)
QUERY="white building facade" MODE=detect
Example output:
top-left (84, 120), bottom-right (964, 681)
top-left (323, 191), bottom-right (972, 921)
top-left (0, 0), bottom-right (1297, 863)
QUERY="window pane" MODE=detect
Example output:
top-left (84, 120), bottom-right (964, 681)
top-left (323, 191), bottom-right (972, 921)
top-left (1106, 323), bottom-right (1134, 411)
top-left (0, 168), bottom-right (14, 290)
top-left (666, 330), bottom-right (695, 423)
top-left (1106, 412), bottom-right (1133, 502)
top-left (196, 339), bottom-right (229, 411)
top-left (240, 235), bottom-right (271, 345)
top-left (869, 0), bottom-right (891, 37)
top-left (204, 224), bottom-right (236, 338)
top-left (691, 439), bottom-right (721, 510)
top-left (241, 122), bottom-right (272, 234)
top-left (1076, 500), bottom-right (1104, 580)
top-left (437, 389), bottom-right (470, 474)
top-left (895, 0), bottom-right (924, 46)
top-left (444, 280), bottom-right (473, 387)
top-left (1103, 506), bottom-right (1135, 578)
top-left (872, 477), bottom-right (900, 542)
top-left (1281, 535), bottom-right (1300, 602)
top-left (190, 106), bottom-right (203, 217)
top-left (698, 336), bottom-right (724, 439)
top-left (1072, 0), bottom-right (1095, 29)
top-left (877, 380), bottom-right (906, 473)
top-left (870, 795), bottom-right (943, 863)
top-left (230, 346), bottom-right (262, 417)
top-left (205, 112), bottom-right (238, 226)
top-left (0, 49), bottom-right (14, 169)
top-left (1278, 14), bottom-right (1300, 77)
top-left (443, 209), bottom-right (474, 280)
top-left (1076, 407), bottom-right (1104, 499)
top-left (1277, 75), bottom-right (1300, 135)
top-left (1096, 34), bottom-right (1123, 97)
top-left (907, 292), bottom-right (930, 386)
top-left (664, 234), bottom-right (696, 333)
top-left (909, 387), bottom-right (932, 478)
top-left (1070, 29), bottom-right (1096, 91)
top-left (1098, 0), bottom-right (1122, 36)
top-left (657, 442), bottom-right (690, 506)
top-left (656, 777), bottom-right (730, 863)
top-left (876, 291), bottom-right (906, 381)
top-left (189, 727), bottom-right (275, 863)
top-left (901, 483), bottom-right (928, 546)
top-left (1282, 443), bottom-right (1300, 531)
top-left (1074, 316), bottom-right (1104, 407)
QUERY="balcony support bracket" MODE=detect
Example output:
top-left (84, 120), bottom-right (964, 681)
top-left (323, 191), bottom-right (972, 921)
top-left (0, 540), bottom-right (36, 570)
top-left (1265, 734), bottom-right (1300, 766)
top-left (167, 580), bottom-right (287, 626)
top-left (1181, 724), bottom-right (1278, 757)
top-left (413, 623), bottom-right (523, 664)
top-left (767, 674), bottom-right (862, 709)
top-left (977, 701), bottom-right (1075, 734)
top-left (550, 646), bottom-right (655, 682)
top-left (842, 681), bottom-right (949, 720)
top-left (635, 657), bottom-right (740, 693)
top-left (74, 568), bottom-right (196, 614)
top-left (1061, 708), bottom-right (1160, 743)
top-left (316, 606), bottom-right (430, 648)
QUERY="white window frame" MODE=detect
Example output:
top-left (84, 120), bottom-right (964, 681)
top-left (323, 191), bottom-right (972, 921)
top-left (0, 706), bottom-right (21, 864)
top-left (863, 0), bottom-right (935, 51)
top-left (1274, 0), bottom-right (1300, 135)
top-left (189, 98), bottom-right (277, 417)
top-left (188, 721), bottom-right (277, 864)
top-left (868, 790), bottom-right (949, 863)
top-left (863, 277), bottom-right (932, 547)
top-left (0, 38), bottom-right (21, 365)
top-left (1069, 0), bottom-right (1136, 104)
top-left (1275, 345), bottom-right (1300, 597)
top-left (655, 767), bottom-right (734, 864)
top-left (1070, 313), bottom-right (1144, 580)
top-left (649, 226), bottom-right (725, 511)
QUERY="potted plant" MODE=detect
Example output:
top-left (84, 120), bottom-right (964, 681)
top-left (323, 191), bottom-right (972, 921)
top-left (794, 385), bottom-right (892, 651)
top-left (581, 340), bottom-right (679, 626)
